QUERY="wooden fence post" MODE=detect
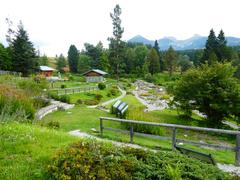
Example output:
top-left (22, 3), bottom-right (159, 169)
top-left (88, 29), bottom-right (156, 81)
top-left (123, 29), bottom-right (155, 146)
top-left (100, 118), bottom-right (103, 137)
top-left (236, 134), bottom-right (240, 166)
top-left (172, 128), bottom-right (177, 151)
top-left (130, 124), bottom-right (134, 143)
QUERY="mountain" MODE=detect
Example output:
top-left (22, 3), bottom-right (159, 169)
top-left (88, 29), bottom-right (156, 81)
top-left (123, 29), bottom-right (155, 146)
top-left (128, 35), bottom-right (240, 50)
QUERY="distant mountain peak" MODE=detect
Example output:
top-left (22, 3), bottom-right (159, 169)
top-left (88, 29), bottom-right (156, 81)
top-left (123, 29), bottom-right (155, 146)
top-left (128, 34), bottom-right (240, 50)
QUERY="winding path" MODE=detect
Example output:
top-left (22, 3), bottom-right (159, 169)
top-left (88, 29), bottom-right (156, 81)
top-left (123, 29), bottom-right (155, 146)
top-left (87, 86), bottom-right (126, 109)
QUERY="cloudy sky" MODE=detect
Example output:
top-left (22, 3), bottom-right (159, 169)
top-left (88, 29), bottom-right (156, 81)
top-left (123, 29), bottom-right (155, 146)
top-left (0, 0), bottom-right (239, 56)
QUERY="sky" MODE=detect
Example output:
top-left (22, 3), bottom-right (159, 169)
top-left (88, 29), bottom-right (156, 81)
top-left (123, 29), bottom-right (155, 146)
top-left (0, 0), bottom-right (239, 56)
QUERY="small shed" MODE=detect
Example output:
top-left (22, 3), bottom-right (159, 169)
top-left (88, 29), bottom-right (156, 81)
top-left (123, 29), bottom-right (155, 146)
top-left (83, 69), bottom-right (107, 83)
top-left (39, 66), bottom-right (55, 77)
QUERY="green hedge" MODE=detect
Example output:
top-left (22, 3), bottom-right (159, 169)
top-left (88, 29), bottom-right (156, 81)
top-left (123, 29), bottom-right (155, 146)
top-left (47, 140), bottom-right (229, 180)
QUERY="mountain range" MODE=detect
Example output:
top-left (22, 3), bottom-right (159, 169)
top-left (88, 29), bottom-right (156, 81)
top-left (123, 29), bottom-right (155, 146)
top-left (128, 35), bottom-right (240, 51)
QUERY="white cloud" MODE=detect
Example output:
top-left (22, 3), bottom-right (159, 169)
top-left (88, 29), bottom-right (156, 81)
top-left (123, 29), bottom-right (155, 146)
top-left (0, 0), bottom-right (239, 56)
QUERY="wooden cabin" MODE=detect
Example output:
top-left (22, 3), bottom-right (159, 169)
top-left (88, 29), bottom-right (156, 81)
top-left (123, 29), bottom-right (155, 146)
top-left (39, 66), bottom-right (55, 77)
top-left (82, 69), bottom-right (107, 83)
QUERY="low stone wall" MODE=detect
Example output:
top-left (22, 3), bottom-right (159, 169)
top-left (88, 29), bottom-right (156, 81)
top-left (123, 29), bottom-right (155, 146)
top-left (35, 100), bottom-right (75, 120)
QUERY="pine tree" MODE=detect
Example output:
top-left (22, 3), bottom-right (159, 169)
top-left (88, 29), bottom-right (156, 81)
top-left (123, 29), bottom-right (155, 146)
top-left (68, 45), bottom-right (79, 73)
top-left (165, 46), bottom-right (177, 76)
top-left (147, 48), bottom-right (160, 75)
top-left (201, 29), bottom-right (218, 64)
top-left (108, 4), bottom-right (125, 80)
top-left (12, 22), bottom-right (37, 76)
top-left (153, 40), bottom-right (163, 71)
top-left (0, 43), bottom-right (11, 70)
top-left (217, 30), bottom-right (231, 61)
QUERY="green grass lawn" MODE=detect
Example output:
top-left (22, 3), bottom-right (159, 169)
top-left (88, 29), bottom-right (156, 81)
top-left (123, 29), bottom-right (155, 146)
top-left (40, 102), bottom-right (236, 164)
top-left (0, 122), bottom-right (79, 179)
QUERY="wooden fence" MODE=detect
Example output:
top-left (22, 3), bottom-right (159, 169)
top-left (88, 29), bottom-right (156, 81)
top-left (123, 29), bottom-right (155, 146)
top-left (49, 86), bottom-right (98, 95)
top-left (100, 117), bottom-right (240, 166)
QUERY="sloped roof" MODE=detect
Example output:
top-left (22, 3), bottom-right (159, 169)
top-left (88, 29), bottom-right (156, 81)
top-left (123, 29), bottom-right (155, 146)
top-left (39, 66), bottom-right (55, 71)
top-left (83, 69), bottom-right (108, 76)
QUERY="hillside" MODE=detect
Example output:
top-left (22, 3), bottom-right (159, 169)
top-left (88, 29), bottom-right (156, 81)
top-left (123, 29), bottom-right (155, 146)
top-left (128, 35), bottom-right (240, 50)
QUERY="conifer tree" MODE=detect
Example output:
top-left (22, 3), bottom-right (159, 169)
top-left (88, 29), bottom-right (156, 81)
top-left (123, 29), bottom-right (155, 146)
top-left (56, 54), bottom-right (67, 72)
top-left (108, 4), bottom-right (125, 80)
top-left (147, 48), bottom-right (160, 75)
top-left (165, 46), bottom-right (177, 76)
top-left (12, 22), bottom-right (37, 76)
top-left (153, 40), bottom-right (163, 71)
top-left (68, 45), bottom-right (79, 73)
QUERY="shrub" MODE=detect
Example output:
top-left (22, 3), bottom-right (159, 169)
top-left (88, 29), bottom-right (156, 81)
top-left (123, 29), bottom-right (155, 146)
top-left (76, 99), bottom-right (83, 104)
top-left (0, 85), bottom-right (35, 122)
top-left (33, 97), bottom-right (50, 109)
top-left (98, 82), bottom-right (106, 90)
top-left (59, 95), bottom-right (70, 103)
top-left (47, 140), bottom-right (229, 179)
top-left (95, 94), bottom-right (103, 101)
top-left (60, 84), bottom-right (66, 89)
top-left (46, 120), bottom-right (60, 129)
top-left (110, 88), bottom-right (118, 96)
top-left (84, 99), bottom-right (99, 106)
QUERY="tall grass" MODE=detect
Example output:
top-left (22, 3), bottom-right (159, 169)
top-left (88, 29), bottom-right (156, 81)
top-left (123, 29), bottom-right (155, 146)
top-left (0, 85), bottom-right (35, 122)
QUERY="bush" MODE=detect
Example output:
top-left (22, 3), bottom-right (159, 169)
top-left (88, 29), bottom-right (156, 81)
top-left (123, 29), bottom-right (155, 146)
top-left (76, 99), bottom-right (83, 104)
top-left (46, 120), bottom-right (60, 129)
top-left (59, 95), bottom-right (70, 103)
top-left (98, 82), bottom-right (106, 90)
top-left (144, 73), bottom-right (154, 83)
top-left (95, 94), bottom-right (103, 101)
top-left (109, 88), bottom-right (118, 96)
top-left (84, 99), bottom-right (99, 106)
top-left (60, 84), bottom-right (66, 89)
top-left (0, 85), bottom-right (35, 122)
top-left (33, 97), bottom-right (50, 109)
top-left (47, 140), bottom-right (229, 179)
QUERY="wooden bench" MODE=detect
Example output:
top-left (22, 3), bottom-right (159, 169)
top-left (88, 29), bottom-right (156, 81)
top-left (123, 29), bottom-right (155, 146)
top-left (175, 145), bottom-right (215, 165)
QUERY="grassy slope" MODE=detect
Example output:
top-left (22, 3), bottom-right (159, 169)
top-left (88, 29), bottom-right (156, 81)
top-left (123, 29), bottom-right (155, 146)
top-left (0, 122), bottom-right (78, 179)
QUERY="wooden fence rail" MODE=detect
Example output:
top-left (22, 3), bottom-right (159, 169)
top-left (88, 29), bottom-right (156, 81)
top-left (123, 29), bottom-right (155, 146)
top-left (49, 86), bottom-right (98, 95)
top-left (100, 116), bottom-right (240, 166)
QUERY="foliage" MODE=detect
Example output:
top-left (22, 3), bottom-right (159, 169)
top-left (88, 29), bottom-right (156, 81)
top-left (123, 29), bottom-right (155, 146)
top-left (59, 95), bottom-right (70, 104)
top-left (98, 82), bottom-right (106, 90)
top-left (47, 140), bottom-right (229, 180)
top-left (0, 43), bottom-right (11, 70)
top-left (11, 22), bottom-right (37, 76)
top-left (164, 46), bottom-right (178, 76)
top-left (178, 55), bottom-right (194, 73)
top-left (38, 54), bottom-right (49, 66)
top-left (108, 4), bottom-right (125, 80)
top-left (56, 54), bottom-right (67, 72)
top-left (146, 48), bottom-right (160, 75)
top-left (68, 45), bottom-right (79, 73)
top-left (60, 84), bottom-right (66, 89)
top-left (173, 62), bottom-right (240, 127)
top-left (78, 54), bottom-right (91, 74)
top-left (94, 94), bottom-right (103, 101)
top-left (201, 29), bottom-right (232, 64)
top-left (46, 120), bottom-right (60, 129)
top-left (33, 97), bottom-right (50, 109)
top-left (84, 99), bottom-right (99, 106)
top-left (0, 85), bottom-right (35, 122)
top-left (165, 163), bottom-right (182, 180)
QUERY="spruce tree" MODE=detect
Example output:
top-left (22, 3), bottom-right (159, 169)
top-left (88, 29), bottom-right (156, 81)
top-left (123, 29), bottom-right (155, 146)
top-left (165, 46), bottom-right (177, 76)
top-left (201, 29), bottom-right (218, 64)
top-left (0, 43), bottom-right (11, 70)
top-left (217, 30), bottom-right (231, 61)
top-left (147, 48), bottom-right (160, 75)
top-left (12, 22), bottom-right (37, 76)
top-left (153, 40), bottom-right (163, 71)
top-left (68, 45), bottom-right (79, 73)
top-left (108, 4), bottom-right (125, 80)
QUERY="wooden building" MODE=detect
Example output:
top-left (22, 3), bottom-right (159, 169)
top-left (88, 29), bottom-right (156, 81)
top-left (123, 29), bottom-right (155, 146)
top-left (83, 69), bottom-right (107, 83)
top-left (39, 66), bottom-right (55, 77)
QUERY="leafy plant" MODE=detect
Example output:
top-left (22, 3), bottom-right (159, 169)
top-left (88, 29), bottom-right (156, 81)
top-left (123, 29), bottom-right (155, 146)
top-left (98, 82), bottom-right (106, 90)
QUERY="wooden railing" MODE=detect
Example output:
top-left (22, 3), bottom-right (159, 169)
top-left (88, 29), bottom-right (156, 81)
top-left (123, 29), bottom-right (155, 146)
top-left (99, 117), bottom-right (240, 166)
top-left (49, 86), bottom-right (98, 95)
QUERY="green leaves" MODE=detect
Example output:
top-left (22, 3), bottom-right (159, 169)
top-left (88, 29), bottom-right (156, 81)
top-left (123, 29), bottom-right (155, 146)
top-left (174, 62), bottom-right (240, 127)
